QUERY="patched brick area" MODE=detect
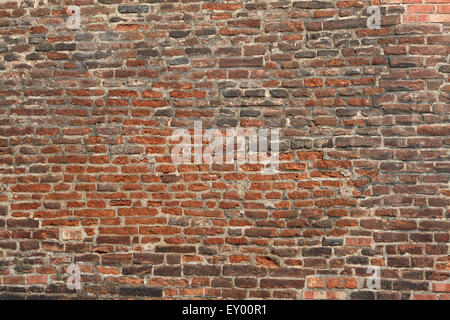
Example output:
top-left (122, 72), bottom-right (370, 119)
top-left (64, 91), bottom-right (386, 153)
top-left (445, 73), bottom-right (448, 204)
top-left (0, 0), bottom-right (449, 300)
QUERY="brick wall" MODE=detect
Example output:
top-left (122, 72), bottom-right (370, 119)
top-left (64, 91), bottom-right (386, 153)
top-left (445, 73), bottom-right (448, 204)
top-left (0, 0), bottom-right (449, 300)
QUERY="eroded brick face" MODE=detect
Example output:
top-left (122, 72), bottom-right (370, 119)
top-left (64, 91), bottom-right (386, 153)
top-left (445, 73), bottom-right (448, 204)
top-left (0, 0), bottom-right (449, 300)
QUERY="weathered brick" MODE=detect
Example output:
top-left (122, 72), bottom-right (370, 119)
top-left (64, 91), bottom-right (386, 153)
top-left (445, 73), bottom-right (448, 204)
top-left (0, 0), bottom-right (447, 301)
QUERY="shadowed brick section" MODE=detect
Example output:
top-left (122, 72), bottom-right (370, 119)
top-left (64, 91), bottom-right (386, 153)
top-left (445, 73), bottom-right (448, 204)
top-left (0, 0), bottom-right (449, 300)
top-left (119, 287), bottom-right (162, 298)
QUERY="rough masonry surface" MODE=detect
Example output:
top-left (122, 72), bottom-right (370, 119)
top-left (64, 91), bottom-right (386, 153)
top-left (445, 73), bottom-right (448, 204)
top-left (0, 0), bottom-right (449, 300)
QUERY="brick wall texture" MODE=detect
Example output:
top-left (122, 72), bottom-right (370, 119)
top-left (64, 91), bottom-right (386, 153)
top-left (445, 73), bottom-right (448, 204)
top-left (0, 0), bottom-right (449, 300)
